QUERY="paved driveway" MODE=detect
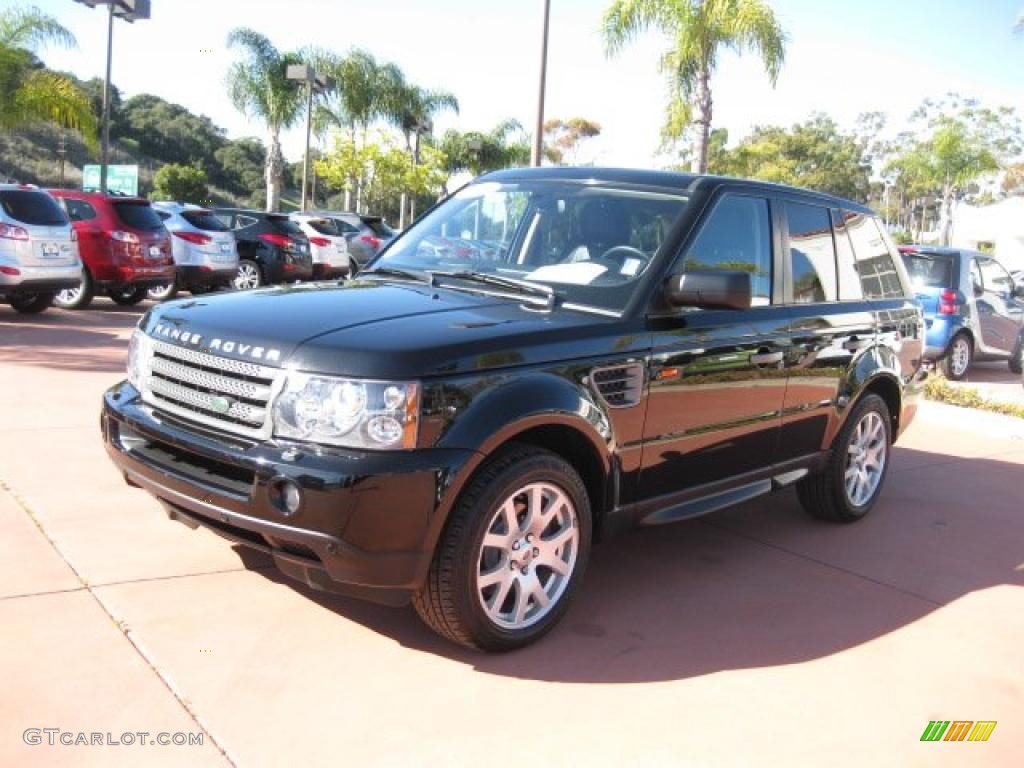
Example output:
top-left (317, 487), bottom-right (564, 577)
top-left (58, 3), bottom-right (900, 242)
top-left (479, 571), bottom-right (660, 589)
top-left (2, 303), bottom-right (1023, 767)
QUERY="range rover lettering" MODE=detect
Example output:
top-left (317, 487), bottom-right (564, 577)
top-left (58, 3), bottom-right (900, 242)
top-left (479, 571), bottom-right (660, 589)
top-left (102, 168), bottom-right (926, 651)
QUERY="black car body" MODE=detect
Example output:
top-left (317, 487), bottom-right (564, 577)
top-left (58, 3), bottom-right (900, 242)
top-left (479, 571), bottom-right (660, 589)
top-left (104, 169), bottom-right (926, 650)
top-left (212, 209), bottom-right (313, 288)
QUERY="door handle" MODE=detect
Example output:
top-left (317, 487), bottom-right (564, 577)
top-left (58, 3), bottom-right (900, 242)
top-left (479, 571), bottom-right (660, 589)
top-left (750, 350), bottom-right (784, 366)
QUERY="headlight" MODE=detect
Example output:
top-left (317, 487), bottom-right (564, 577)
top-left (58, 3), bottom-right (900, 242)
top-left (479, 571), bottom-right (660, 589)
top-left (273, 373), bottom-right (419, 450)
top-left (127, 329), bottom-right (154, 392)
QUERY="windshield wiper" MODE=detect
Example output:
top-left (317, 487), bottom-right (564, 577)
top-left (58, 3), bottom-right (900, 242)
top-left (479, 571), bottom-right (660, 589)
top-left (360, 266), bottom-right (432, 284)
top-left (430, 270), bottom-right (556, 310)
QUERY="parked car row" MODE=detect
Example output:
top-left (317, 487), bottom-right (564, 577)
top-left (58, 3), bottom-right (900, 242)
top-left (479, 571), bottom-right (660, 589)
top-left (1, 184), bottom-right (396, 315)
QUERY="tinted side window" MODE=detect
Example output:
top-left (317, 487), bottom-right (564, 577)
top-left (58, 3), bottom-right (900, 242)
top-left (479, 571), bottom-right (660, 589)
top-left (681, 195), bottom-right (772, 304)
top-left (785, 202), bottom-right (836, 303)
top-left (181, 211), bottom-right (229, 231)
top-left (846, 213), bottom-right (904, 299)
top-left (63, 198), bottom-right (98, 222)
top-left (0, 190), bottom-right (68, 225)
top-left (832, 209), bottom-right (863, 300)
top-left (235, 215), bottom-right (258, 229)
top-left (978, 258), bottom-right (1013, 295)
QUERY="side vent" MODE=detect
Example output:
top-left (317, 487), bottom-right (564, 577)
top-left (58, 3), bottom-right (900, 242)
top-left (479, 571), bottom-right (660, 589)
top-left (591, 363), bottom-right (644, 408)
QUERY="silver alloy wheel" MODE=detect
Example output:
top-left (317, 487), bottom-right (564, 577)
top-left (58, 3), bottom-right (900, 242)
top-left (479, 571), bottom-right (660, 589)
top-left (147, 283), bottom-right (174, 300)
top-left (949, 337), bottom-right (970, 378)
top-left (233, 262), bottom-right (260, 290)
top-left (844, 411), bottom-right (887, 507)
top-left (55, 285), bottom-right (83, 305)
top-left (476, 481), bottom-right (579, 630)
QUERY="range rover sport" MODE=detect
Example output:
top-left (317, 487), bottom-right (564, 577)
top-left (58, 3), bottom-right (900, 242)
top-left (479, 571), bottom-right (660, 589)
top-left (102, 168), bottom-right (926, 651)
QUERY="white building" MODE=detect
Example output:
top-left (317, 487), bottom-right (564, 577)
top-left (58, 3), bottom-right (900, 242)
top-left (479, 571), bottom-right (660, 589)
top-left (952, 196), bottom-right (1024, 271)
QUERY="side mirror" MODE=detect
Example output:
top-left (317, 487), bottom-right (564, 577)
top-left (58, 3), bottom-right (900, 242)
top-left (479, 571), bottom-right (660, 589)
top-left (972, 282), bottom-right (984, 298)
top-left (665, 270), bottom-right (753, 310)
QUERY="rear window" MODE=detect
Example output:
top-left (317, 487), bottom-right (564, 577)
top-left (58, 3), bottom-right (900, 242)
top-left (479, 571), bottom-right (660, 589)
top-left (113, 202), bottom-right (165, 231)
top-left (182, 210), bottom-right (229, 232)
top-left (307, 219), bottom-right (340, 236)
top-left (361, 217), bottom-right (393, 237)
top-left (0, 190), bottom-right (68, 226)
top-left (902, 253), bottom-right (955, 289)
top-left (267, 216), bottom-right (305, 237)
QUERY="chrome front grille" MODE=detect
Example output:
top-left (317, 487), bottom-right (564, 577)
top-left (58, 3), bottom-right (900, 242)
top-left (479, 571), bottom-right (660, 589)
top-left (144, 340), bottom-right (283, 439)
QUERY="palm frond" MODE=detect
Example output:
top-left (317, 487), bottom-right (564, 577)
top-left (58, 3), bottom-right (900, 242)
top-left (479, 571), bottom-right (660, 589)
top-left (0, 6), bottom-right (76, 52)
top-left (3, 69), bottom-right (97, 149)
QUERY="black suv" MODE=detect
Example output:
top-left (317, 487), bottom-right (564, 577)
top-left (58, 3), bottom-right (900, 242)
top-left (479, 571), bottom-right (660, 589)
top-left (103, 169), bottom-right (925, 651)
top-left (212, 209), bottom-right (312, 289)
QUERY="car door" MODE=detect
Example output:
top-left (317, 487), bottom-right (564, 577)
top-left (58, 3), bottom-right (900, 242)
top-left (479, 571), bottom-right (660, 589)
top-left (974, 256), bottom-right (1022, 354)
top-left (774, 202), bottom-right (877, 464)
top-left (639, 192), bottom-right (787, 505)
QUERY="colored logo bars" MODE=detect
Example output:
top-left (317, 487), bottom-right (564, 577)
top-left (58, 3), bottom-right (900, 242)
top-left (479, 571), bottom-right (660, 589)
top-left (921, 721), bottom-right (997, 742)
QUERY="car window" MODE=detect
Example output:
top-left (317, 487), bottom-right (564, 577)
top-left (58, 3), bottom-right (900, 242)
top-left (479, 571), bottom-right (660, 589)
top-left (181, 210), bottom-right (230, 232)
top-left (679, 194), bottom-right (772, 305)
top-left (0, 190), bottom-right (68, 226)
top-left (785, 201), bottom-right (836, 303)
top-left (832, 209), bottom-right (863, 300)
top-left (362, 217), bottom-right (394, 237)
top-left (845, 212), bottom-right (904, 299)
top-left (155, 210), bottom-right (171, 221)
top-left (969, 259), bottom-right (984, 294)
top-left (977, 258), bottom-right (1013, 295)
top-left (902, 252), bottom-right (956, 289)
top-left (113, 202), bottom-right (165, 231)
top-left (62, 198), bottom-right (98, 222)
top-left (268, 216), bottom-right (305, 237)
top-left (235, 215), bottom-right (258, 230)
top-left (335, 219), bottom-right (359, 235)
top-left (307, 219), bottom-right (340, 236)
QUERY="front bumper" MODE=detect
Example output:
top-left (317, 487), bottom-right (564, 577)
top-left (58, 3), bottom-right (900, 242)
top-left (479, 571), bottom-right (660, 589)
top-left (101, 382), bottom-right (476, 605)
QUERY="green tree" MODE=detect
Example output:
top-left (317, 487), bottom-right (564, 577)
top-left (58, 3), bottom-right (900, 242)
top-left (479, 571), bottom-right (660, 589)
top-left (542, 117), bottom-right (601, 165)
top-left (225, 28), bottom-right (306, 211)
top-left (706, 114), bottom-right (872, 201)
top-left (151, 163), bottom-right (209, 203)
top-left (214, 137), bottom-right (266, 205)
top-left (0, 6), bottom-right (96, 145)
top-left (603, 0), bottom-right (786, 173)
top-left (441, 119), bottom-right (530, 176)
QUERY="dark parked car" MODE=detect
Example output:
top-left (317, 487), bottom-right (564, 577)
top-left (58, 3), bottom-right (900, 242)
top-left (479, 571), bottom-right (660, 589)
top-left (306, 210), bottom-right (394, 272)
top-left (47, 190), bottom-right (174, 309)
top-left (900, 246), bottom-right (1024, 378)
top-left (211, 209), bottom-right (313, 289)
top-left (104, 168), bottom-right (925, 651)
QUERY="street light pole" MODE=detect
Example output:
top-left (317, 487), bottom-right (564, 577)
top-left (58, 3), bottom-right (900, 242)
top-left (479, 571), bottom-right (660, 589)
top-left (301, 78), bottom-right (314, 212)
top-left (531, 0), bottom-right (551, 167)
top-left (99, 2), bottom-right (114, 192)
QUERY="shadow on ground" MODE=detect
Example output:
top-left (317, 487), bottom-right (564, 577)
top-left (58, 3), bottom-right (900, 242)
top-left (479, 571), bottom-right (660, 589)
top-left (229, 445), bottom-right (1024, 683)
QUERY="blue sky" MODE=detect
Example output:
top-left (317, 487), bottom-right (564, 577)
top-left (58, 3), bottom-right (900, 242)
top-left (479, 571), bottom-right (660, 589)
top-left (24, 0), bottom-right (1024, 166)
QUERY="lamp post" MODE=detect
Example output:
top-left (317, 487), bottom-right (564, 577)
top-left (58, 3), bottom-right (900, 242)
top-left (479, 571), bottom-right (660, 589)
top-left (287, 64), bottom-right (333, 212)
top-left (72, 1), bottom-right (151, 193)
top-left (531, 0), bottom-right (551, 167)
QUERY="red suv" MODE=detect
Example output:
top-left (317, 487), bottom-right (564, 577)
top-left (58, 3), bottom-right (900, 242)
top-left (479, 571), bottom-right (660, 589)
top-left (47, 190), bottom-right (174, 309)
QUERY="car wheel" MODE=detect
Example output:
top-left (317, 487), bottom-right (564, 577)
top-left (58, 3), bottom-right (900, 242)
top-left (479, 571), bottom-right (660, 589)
top-left (8, 292), bottom-right (55, 314)
top-left (233, 260), bottom-right (262, 290)
top-left (938, 334), bottom-right (972, 380)
top-left (1009, 338), bottom-right (1023, 375)
top-left (147, 281), bottom-right (178, 302)
top-left (53, 271), bottom-right (94, 310)
top-left (413, 444), bottom-right (591, 651)
top-left (109, 286), bottom-right (149, 306)
top-left (797, 393), bottom-right (892, 523)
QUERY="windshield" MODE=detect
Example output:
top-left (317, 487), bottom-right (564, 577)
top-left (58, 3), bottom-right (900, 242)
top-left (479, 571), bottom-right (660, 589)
top-left (374, 180), bottom-right (688, 312)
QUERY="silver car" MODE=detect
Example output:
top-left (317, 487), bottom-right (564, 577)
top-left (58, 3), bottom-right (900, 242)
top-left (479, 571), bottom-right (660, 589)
top-left (150, 202), bottom-right (238, 300)
top-left (0, 184), bottom-right (82, 314)
top-left (305, 210), bottom-right (395, 272)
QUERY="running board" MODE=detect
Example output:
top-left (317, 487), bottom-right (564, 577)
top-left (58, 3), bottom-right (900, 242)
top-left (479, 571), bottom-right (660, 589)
top-left (639, 480), bottom-right (772, 526)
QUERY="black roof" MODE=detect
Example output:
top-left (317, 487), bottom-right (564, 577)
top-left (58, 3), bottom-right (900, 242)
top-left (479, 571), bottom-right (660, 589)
top-left (478, 166), bottom-right (875, 214)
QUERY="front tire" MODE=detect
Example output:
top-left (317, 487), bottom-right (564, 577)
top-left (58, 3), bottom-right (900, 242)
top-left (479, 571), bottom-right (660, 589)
top-left (8, 292), bottom-right (55, 314)
top-left (939, 334), bottom-right (972, 380)
top-left (413, 444), bottom-right (592, 651)
top-left (797, 393), bottom-right (892, 523)
top-left (108, 286), bottom-right (148, 306)
top-left (53, 271), bottom-right (94, 310)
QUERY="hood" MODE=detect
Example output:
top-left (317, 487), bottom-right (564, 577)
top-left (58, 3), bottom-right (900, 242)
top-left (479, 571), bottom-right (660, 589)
top-left (142, 280), bottom-right (641, 377)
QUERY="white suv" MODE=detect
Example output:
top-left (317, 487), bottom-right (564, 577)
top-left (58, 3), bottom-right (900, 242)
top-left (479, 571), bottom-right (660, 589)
top-left (290, 213), bottom-right (351, 279)
top-left (0, 185), bottom-right (82, 314)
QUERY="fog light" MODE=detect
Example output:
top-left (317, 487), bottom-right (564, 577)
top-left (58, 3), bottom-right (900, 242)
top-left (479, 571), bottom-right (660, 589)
top-left (271, 478), bottom-right (302, 517)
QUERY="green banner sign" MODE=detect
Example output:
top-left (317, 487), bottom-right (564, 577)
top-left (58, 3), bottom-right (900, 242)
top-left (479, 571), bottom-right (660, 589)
top-left (82, 164), bottom-right (139, 197)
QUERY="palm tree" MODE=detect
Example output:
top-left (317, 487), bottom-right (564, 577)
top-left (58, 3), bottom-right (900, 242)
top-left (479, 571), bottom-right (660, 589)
top-left (603, 0), bottom-right (786, 173)
top-left (225, 28), bottom-right (306, 211)
top-left (392, 84), bottom-right (458, 222)
top-left (0, 6), bottom-right (96, 144)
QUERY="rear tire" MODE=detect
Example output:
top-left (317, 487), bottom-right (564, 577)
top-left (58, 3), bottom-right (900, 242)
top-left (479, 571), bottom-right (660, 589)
top-left (8, 292), bottom-right (55, 314)
top-left (413, 444), bottom-right (591, 651)
top-left (1009, 338), bottom-right (1023, 374)
top-left (109, 286), bottom-right (148, 306)
top-left (938, 334), bottom-right (972, 380)
top-left (797, 393), bottom-right (892, 523)
top-left (147, 280), bottom-right (179, 302)
top-left (53, 271), bottom-right (94, 310)
top-left (233, 260), bottom-right (262, 290)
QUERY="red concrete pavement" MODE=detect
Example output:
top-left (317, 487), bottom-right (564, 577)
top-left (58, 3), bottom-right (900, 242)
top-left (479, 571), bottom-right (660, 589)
top-left (1, 302), bottom-right (1022, 767)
